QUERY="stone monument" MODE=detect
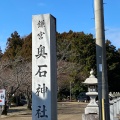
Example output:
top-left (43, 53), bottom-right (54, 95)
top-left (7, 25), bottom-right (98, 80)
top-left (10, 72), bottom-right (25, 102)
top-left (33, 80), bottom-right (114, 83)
top-left (82, 69), bottom-right (99, 120)
top-left (32, 14), bottom-right (57, 120)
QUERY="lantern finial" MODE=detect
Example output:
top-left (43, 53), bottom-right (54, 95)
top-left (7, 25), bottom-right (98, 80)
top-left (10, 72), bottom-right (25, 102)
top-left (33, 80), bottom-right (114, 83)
top-left (90, 69), bottom-right (95, 78)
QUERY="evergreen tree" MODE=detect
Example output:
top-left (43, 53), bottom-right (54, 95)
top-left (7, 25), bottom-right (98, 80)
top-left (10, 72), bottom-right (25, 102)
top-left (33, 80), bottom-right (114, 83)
top-left (0, 47), bottom-right (2, 60)
top-left (2, 31), bottom-right (23, 60)
top-left (106, 40), bottom-right (120, 91)
top-left (20, 33), bottom-right (32, 61)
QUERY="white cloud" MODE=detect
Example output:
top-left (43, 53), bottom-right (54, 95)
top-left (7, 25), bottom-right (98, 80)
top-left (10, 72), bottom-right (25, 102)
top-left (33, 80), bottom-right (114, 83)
top-left (0, 34), bottom-right (7, 53)
top-left (0, 41), bottom-right (6, 53)
top-left (37, 2), bottom-right (46, 7)
top-left (105, 27), bottom-right (120, 49)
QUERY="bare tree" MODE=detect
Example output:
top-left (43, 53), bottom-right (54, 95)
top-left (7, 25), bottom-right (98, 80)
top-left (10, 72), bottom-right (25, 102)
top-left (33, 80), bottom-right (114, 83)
top-left (0, 57), bottom-right (32, 114)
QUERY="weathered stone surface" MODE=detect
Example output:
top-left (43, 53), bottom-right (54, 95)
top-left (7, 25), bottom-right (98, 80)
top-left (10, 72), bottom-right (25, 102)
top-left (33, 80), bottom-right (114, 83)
top-left (85, 107), bottom-right (99, 114)
top-left (32, 14), bottom-right (57, 120)
top-left (82, 70), bottom-right (98, 115)
top-left (82, 114), bottom-right (99, 120)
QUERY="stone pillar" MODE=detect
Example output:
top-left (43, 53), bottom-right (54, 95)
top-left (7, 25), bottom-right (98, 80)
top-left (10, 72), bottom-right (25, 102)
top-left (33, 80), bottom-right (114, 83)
top-left (85, 93), bottom-right (99, 114)
top-left (113, 99), bottom-right (117, 118)
top-left (117, 97), bottom-right (119, 114)
top-left (110, 100), bottom-right (114, 120)
top-left (118, 97), bottom-right (120, 113)
top-left (32, 14), bottom-right (57, 120)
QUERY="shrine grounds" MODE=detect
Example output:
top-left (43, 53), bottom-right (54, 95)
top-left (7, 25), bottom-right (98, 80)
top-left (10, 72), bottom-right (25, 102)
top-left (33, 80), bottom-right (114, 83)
top-left (1, 102), bottom-right (87, 120)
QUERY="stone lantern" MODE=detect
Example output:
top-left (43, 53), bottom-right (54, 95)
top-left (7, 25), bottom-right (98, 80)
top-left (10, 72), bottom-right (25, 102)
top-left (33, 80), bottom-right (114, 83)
top-left (82, 69), bottom-right (98, 114)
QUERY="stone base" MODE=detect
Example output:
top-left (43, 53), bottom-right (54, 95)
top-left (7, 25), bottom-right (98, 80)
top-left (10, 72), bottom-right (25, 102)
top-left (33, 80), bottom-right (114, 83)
top-left (85, 107), bottom-right (99, 114)
top-left (82, 114), bottom-right (99, 120)
top-left (114, 117), bottom-right (119, 120)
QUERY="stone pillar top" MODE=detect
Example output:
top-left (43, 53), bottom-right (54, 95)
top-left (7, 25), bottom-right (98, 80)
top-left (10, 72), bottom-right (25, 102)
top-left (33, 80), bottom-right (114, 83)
top-left (90, 69), bottom-right (95, 78)
top-left (83, 69), bottom-right (98, 85)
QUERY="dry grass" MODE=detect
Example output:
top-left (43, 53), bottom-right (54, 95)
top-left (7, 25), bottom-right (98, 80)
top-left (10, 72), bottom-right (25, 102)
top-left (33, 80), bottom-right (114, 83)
top-left (1, 102), bottom-right (87, 120)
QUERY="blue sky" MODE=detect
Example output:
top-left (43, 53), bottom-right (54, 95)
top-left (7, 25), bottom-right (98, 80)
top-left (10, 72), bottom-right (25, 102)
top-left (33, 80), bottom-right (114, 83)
top-left (0, 0), bottom-right (120, 53)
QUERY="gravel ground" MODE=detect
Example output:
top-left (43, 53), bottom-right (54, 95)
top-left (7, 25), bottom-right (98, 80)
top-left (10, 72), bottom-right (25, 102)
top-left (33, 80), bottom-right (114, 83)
top-left (0, 102), bottom-right (87, 120)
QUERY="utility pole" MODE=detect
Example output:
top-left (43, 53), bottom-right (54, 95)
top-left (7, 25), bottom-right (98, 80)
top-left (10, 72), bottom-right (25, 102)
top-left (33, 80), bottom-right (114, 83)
top-left (94, 0), bottom-right (110, 120)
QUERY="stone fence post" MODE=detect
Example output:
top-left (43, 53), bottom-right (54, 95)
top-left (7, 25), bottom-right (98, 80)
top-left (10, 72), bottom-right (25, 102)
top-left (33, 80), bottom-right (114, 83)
top-left (109, 92), bottom-right (120, 120)
top-left (118, 97), bottom-right (120, 113)
top-left (110, 100), bottom-right (114, 120)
